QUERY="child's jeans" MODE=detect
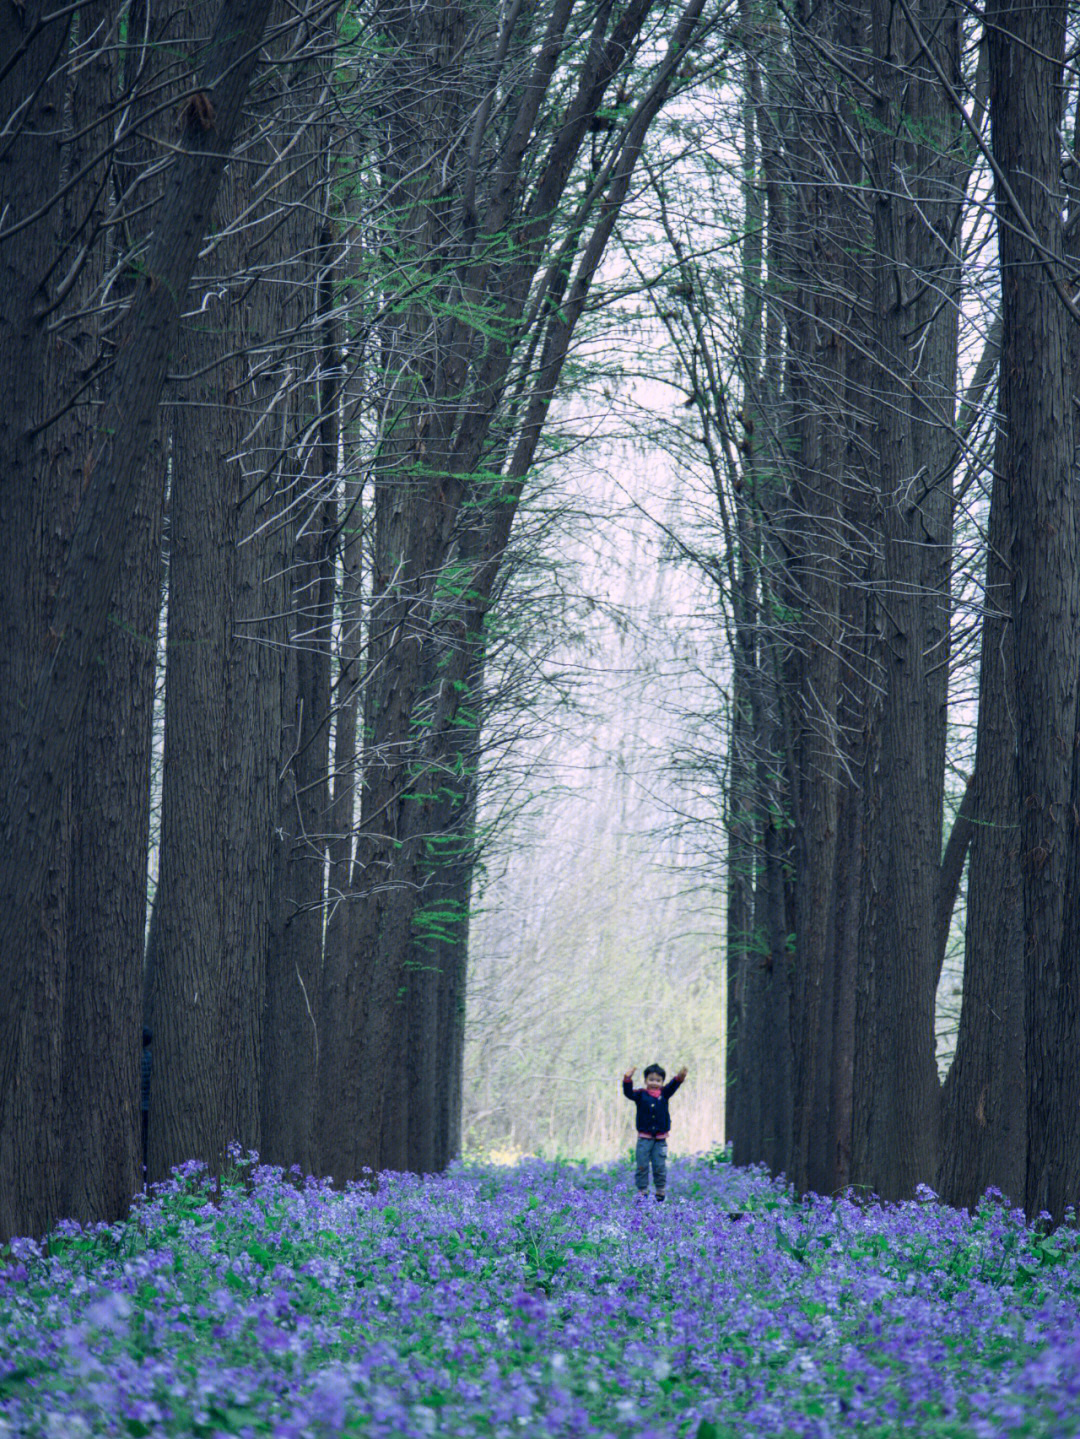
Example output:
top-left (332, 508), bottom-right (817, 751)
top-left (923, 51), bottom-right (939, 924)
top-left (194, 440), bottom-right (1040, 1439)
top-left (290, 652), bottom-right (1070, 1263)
top-left (635, 1137), bottom-right (667, 1194)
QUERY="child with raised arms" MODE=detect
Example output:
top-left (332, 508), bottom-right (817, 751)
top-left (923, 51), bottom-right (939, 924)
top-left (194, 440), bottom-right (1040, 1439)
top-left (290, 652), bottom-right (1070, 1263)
top-left (622, 1062), bottom-right (688, 1202)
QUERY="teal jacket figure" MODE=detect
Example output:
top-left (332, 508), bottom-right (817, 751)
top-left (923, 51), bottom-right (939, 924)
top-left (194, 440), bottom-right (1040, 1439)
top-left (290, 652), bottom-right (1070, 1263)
top-left (623, 1063), bottom-right (688, 1202)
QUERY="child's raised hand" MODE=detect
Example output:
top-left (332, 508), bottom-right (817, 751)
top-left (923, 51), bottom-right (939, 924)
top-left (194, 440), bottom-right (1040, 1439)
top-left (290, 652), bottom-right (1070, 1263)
top-left (675, 1066), bottom-right (688, 1081)
top-left (627, 1066), bottom-right (635, 1078)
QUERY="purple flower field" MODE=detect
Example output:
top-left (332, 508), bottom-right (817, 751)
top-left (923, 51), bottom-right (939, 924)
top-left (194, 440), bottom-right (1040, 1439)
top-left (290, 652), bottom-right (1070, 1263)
top-left (2, 1151), bottom-right (1079, 1438)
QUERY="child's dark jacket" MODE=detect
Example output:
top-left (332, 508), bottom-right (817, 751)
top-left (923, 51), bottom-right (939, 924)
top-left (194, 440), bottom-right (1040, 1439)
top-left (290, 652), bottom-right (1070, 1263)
top-left (622, 1073), bottom-right (683, 1137)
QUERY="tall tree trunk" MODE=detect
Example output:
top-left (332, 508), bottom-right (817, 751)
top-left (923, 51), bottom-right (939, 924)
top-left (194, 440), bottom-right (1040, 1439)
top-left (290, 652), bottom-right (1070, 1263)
top-left (829, 179), bottom-right (876, 1194)
top-left (725, 638), bottom-right (758, 1160)
top-left (986, 0), bottom-right (1078, 1221)
top-left (725, 0), bottom-right (795, 1174)
top-left (60, 0), bottom-right (175, 1225)
top-left (317, 481), bottom-right (364, 1176)
top-left (150, 7), bottom-right (324, 1177)
top-left (939, 420), bottom-right (1025, 1208)
top-left (0, 0), bottom-right (274, 1239)
top-left (854, 0), bottom-right (962, 1198)
top-left (148, 223), bottom-right (235, 1176)
top-left (407, 632), bottom-right (484, 1173)
top-left (260, 42), bottom-right (338, 1174)
top-left (726, 11), bottom-right (765, 1162)
top-left (0, 0), bottom-right (87, 1245)
top-left (432, 842), bottom-right (473, 1169)
top-left (786, 0), bottom-right (867, 1198)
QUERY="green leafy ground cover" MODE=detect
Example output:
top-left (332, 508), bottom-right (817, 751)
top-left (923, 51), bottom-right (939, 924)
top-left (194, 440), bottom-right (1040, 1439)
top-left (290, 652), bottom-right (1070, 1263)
top-left (2, 1152), bottom-right (1079, 1436)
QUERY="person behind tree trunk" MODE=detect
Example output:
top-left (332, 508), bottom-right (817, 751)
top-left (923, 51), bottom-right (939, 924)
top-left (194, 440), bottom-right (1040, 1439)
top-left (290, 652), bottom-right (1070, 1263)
top-left (622, 1063), bottom-right (688, 1202)
top-left (141, 1026), bottom-right (152, 1186)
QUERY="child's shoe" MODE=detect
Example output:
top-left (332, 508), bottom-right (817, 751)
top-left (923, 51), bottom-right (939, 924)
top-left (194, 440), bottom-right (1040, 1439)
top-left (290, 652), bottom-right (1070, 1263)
top-left (656, 1191), bottom-right (666, 1203)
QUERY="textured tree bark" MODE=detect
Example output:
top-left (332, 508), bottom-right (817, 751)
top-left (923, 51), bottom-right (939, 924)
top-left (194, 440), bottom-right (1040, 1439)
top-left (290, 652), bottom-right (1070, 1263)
top-left (719, 14), bottom-right (794, 1171)
top-left (986, 0), bottom-right (1079, 1222)
top-left (148, 219), bottom-right (233, 1176)
top-left (752, 28), bottom-right (795, 1176)
top-left (219, 446), bottom-right (291, 1160)
top-left (263, 515), bottom-right (333, 1173)
top-left (0, 0), bottom-right (272, 1239)
top-left (939, 420), bottom-right (1025, 1210)
top-left (785, 0), bottom-right (865, 1199)
top-left (764, 812), bottom-right (796, 1175)
top-left (725, 647), bottom-right (757, 1160)
top-left (830, 757), bottom-right (863, 1193)
top-left (317, 487), bottom-right (364, 1177)
top-left (0, 0), bottom-right (85, 1247)
top-left (725, 18), bottom-right (765, 1164)
top-left (149, 2), bottom-right (322, 1180)
top-left (64, 489), bottom-right (163, 1221)
top-left (829, 226), bottom-right (876, 1195)
top-left (60, 0), bottom-right (173, 1230)
top-left (431, 830), bottom-right (473, 1170)
top-left (854, 0), bottom-right (962, 1199)
top-left (407, 632), bottom-right (484, 1173)
top-left (739, 657), bottom-right (794, 1170)
top-left (934, 779), bottom-right (975, 988)
top-left (260, 54), bottom-right (338, 1177)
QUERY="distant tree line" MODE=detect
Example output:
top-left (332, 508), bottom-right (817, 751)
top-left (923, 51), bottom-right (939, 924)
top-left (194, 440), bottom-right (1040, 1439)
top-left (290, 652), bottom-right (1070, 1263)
top-left (0, 0), bottom-right (716, 1241)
